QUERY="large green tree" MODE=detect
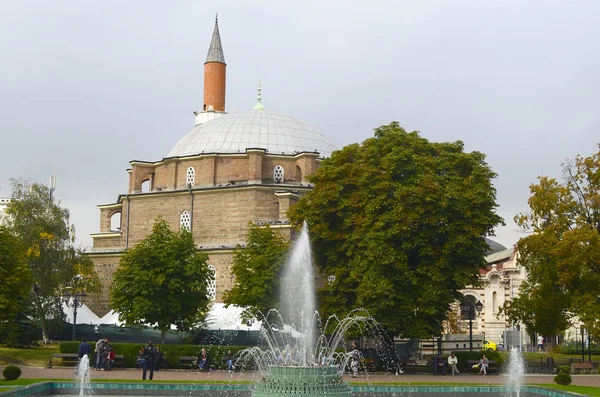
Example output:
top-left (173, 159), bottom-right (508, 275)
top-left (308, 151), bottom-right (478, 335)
top-left (223, 222), bottom-right (290, 319)
top-left (504, 146), bottom-right (600, 339)
top-left (288, 122), bottom-right (503, 338)
top-left (110, 217), bottom-right (213, 343)
top-left (5, 179), bottom-right (99, 343)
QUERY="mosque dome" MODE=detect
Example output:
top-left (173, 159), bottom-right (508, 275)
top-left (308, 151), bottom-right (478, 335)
top-left (168, 109), bottom-right (337, 158)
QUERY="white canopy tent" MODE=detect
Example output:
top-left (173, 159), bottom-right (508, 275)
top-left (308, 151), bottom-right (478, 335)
top-left (62, 302), bottom-right (101, 325)
top-left (97, 310), bottom-right (123, 326)
top-left (205, 303), bottom-right (262, 331)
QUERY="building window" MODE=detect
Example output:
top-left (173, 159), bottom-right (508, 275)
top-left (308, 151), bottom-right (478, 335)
top-left (207, 265), bottom-right (216, 300)
top-left (492, 291), bottom-right (497, 314)
top-left (274, 165), bottom-right (284, 183)
top-left (186, 167), bottom-right (195, 187)
top-left (110, 212), bottom-right (122, 231)
top-left (180, 210), bottom-right (191, 231)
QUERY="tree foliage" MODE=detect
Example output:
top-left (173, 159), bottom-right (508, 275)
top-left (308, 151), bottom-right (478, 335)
top-left (0, 226), bottom-right (31, 318)
top-left (110, 218), bottom-right (213, 343)
top-left (223, 222), bottom-right (290, 319)
top-left (0, 216), bottom-right (40, 348)
top-left (288, 122), bottom-right (503, 338)
top-left (504, 146), bottom-right (600, 339)
top-left (5, 179), bottom-right (99, 343)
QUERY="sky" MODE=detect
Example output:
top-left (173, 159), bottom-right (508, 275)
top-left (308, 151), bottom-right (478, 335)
top-left (1, 0), bottom-right (599, 250)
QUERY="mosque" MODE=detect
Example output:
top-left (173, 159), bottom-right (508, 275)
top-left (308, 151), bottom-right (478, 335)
top-left (87, 18), bottom-right (527, 347)
top-left (88, 17), bottom-right (337, 315)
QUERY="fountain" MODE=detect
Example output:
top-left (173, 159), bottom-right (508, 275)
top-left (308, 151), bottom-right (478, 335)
top-left (506, 346), bottom-right (525, 397)
top-left (74, 354), bottom-right (93, 397)
top-left (243, 222), bottom-right (380, 397)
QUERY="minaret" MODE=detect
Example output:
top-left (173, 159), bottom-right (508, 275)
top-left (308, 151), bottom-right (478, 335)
top-left (195, 14), bottom-right (226, 126)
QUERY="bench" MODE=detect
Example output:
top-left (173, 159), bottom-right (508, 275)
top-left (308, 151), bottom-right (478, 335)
top-left (48, 353), bottom-right (80, 368)
top-left (400, 360), bottom-right (419, 373)
top-left (571, 362), bottom-right (593, 374)
top-left (178, 355), bottom-right (198, 371)
top-left (468, 360), bottom-right (498, 374)
top-left (107, 354), bottom-right (125, 369)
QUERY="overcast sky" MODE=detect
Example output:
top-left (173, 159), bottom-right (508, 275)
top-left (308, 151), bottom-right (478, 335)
top-left (1, 0), bottom-right (599, 250)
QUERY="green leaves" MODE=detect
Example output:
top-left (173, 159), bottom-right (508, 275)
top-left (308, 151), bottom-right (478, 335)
top-left (289, 122), bottom-right (503, 338)
top-left (4, 178), bottom-right (99, 343)
top-left (506, 145), bottom-right (600, 339)
top-left (222, 222), bottom-right (290, 319)
top-left (110, 217), bottom-right (213, 340)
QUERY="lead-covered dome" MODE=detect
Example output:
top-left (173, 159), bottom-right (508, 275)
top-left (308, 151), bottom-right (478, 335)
top-left (168, 109), bottom-right (337, 158)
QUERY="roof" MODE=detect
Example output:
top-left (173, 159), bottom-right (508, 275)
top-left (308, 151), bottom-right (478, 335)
top-left (485, 247), bottom-right (514, 264)
top-left (205, 17), bottom-right (225, 64)
top-left (168, 109), bottom-right (337, 158)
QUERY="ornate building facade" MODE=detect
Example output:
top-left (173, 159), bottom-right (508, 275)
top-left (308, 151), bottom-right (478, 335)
top-left (88, 18), bottom-right (337, 315)
top-left (460, 245), bottom-right (528, 345)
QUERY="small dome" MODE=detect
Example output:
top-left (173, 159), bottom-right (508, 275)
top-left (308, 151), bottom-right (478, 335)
top-left (168, 109), bottom-right (337, 158)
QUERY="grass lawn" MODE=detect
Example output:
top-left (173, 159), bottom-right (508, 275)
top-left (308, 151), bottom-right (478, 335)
top-left (0, 345), bottom-right (59, 367)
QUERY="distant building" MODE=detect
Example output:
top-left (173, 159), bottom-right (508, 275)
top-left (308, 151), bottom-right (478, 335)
top-left (460, 242), bottom-right (528, 346)
top-left (0, 197), bottom-right (12, 225)
top-left (88, 17), bottom-right (337, 315)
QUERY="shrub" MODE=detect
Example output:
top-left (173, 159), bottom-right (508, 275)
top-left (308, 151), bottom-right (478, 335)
top-left (557, 365), bottom-right (571, 374)
top-left (58, 341), bottom-right (253, 369)
top-left (3, 365), bottom-right (22, 381)
top-left (554, 372), bottom-right (572, 385)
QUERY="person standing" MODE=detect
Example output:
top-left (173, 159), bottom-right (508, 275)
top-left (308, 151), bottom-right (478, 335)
top-left (537, 335), bottom-right (544, 351)
top-left (448, 352), bottom-right (459, 375)
top-left (142, 340), bottom-right (157, 380)
top-left (94, 337), bottom-right (107, 370)
top-left (350, 341), bottom-right (361, 378)
top-left (78, 337), bottom-right (92, 360)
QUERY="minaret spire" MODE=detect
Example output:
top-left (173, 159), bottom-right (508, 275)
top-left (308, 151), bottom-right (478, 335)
top-left (205, 14), bottom-right (225, 64)
top-left (196, 14), bottom-right (227, 125)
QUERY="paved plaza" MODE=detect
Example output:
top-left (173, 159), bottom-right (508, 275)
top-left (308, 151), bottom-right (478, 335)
top-left (8, 366), bottom-right (600, 388)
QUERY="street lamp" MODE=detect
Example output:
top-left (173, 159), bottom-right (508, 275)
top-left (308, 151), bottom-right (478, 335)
top-left (62, 289), bottom-right (87, 341)
top-left (460, 299), bottom-right (483, 351)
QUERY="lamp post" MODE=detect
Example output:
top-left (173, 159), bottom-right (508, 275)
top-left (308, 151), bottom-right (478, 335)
top-left (460, 300), bottom-right (483, 351)
top-left (62, 289), bottom-right (87, 341)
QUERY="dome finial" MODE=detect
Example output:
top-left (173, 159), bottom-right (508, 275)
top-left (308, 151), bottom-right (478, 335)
top-left (253, 79), bottom-right (265, 110)
top-left (215, 12), bottom-right (218, 23)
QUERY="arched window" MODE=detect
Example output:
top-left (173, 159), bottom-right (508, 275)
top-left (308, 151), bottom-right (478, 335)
top-left (141, 179), bottom-right (150, 193)
top-left (110, 212), bottom-right (122, 231)
top-left (186, 167), bottom-right (195, 187)
top-left (274, 165), bottom-right (284, 183)
top-left (492, 291), bottom-right (498, 314)
top-left (180, 210), bottom-right (191, 231)
top-left (207, 265), bottom-right (216, 300)
top-left (296, 165), bottom-right (302, 182)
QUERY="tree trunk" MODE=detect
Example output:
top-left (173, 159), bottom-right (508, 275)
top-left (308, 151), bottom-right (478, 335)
top-left (161, 329), bottom-right (166, 344)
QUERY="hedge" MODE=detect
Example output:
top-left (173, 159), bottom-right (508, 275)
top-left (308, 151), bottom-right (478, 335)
top-left (60, 342), bottom-right (252, 369)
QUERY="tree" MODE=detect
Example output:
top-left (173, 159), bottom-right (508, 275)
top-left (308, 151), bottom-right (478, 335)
top-left (5, 179), bottom-right (100, 343)
top-left (223, 222), bottom-right (290, 319)
top-left (288, 122), bottom-right (503, 338)
top-left (0, 226), bottom-right (30, 317)
top-left (110, 217), bottom-right (213, 343)
top-left (0, 226), bottom-right (36, 346)
top-left (504, 146), bottom-right (600, 339)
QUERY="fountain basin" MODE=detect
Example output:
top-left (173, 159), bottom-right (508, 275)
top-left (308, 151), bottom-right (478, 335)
top-left (252, 365), bottom-right (351, 397)
top-left (0, 381), bottom-right (591, 397)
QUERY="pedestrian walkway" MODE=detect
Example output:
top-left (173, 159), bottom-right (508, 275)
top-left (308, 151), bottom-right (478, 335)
top-left (8, 366), bottom-right (600, 388)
